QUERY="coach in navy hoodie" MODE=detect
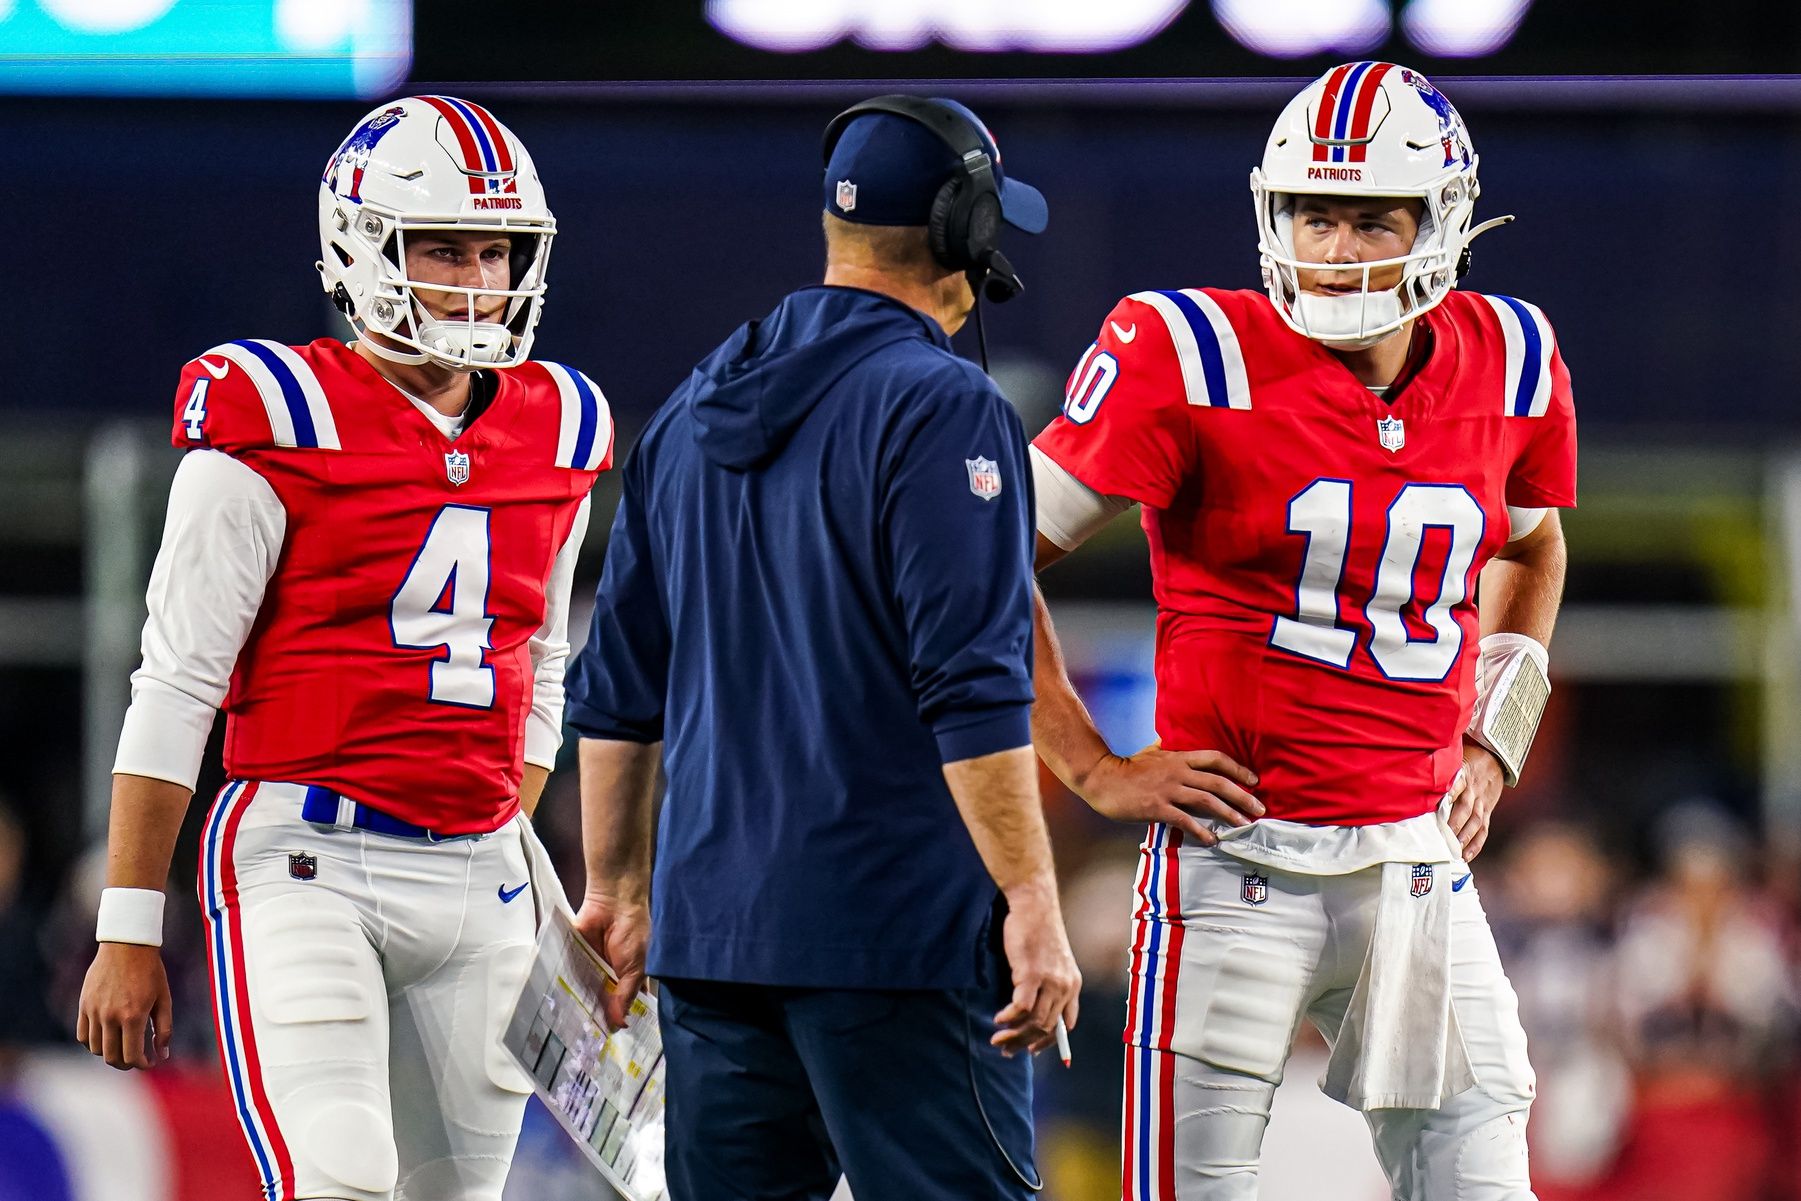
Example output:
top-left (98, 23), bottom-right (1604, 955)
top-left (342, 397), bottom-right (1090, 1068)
top-left (565, 97), bottom-right (1080, 1200)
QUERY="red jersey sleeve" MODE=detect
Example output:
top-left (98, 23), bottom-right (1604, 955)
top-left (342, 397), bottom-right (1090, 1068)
top-left (1506, 334), bottom-right (1578, 509)
top-left (168, 347), bottom-right (280, 454)
top-left (1032, 294), bottom-right (1200, 510)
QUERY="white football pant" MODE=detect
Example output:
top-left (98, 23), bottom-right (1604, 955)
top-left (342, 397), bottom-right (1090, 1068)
top-left (1122, 831), bottom-right (1537, 1201)
top-left (198, 781), bottom-right (542, 1201)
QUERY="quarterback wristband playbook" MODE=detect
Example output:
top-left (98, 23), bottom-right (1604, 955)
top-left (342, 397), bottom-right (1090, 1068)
top-left (96, 887), bottom-right (165, 947)
top-left (1465, 633), bottom-right (1551, 787)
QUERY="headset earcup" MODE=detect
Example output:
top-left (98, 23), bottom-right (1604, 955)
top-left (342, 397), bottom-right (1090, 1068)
top-left (927, 177), bottom-right (965, 270)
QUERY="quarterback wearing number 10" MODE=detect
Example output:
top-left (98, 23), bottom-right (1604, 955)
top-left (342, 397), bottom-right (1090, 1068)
top-left (1032, 66), bottom-right (1574, 1198)
top-left (76, 97), bottom-right (610, 1201)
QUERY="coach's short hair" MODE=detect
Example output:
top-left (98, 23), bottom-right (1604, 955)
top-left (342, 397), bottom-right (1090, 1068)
top-left (821, 212), bottom-right (941, 278)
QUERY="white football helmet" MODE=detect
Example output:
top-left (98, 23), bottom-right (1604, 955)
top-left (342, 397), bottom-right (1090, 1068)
top-left (317, 95), bottom-right (555, 371)
top-left (1250, 63), bottom-right (1511, 349)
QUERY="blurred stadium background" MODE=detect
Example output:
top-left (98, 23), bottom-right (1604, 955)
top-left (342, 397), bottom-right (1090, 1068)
top-left (5, 2), bottom-right (1801, 1199)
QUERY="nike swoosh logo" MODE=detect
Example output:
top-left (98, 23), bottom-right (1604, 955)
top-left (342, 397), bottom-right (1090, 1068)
top-left (1110, 321), bottom-right (1137, 343)
top-left (498, 882), bottom-right (529, 903)
top-left (1452, 873), bottom-right (1472, 892)
top-left (199, 357), bottom-right (230, 380)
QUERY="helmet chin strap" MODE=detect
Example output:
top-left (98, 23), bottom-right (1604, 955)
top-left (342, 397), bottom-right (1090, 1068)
top-left (1294, 290), bottom-right (1405, 350)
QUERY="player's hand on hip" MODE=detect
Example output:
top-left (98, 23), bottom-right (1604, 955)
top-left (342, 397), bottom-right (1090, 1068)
top-left (1078, 743), bottom-right (1263, 844)
top-left (1446, 738), bottom-right (1506, 862)
top-left (76, 942), bottom-right (173, 1070)
top-left (573, 892), bottom-right (650, 1032)
top-left (991, 883), bottom-right (1082, 1058)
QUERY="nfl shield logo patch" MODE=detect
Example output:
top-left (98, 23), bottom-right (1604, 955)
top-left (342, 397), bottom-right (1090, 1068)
top-left (835, 179), bottom-right (857, 212)
top-left (1241, 873), bottom-right (1268, 905)
top-left (444, 450), bottom-right (471, 486)
top-left (966, 456), bottom-right (1002, 501)
top-left (288, 851), bottom-right (318, 881)
top-left (1410, 863), bottom-right (1434, 897)
top-left (1377, 415), bottom-right (1406, 453)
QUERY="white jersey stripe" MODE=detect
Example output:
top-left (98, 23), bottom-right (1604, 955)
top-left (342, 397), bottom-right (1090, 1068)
top-left (1177, 288), bottom-right (1253, 411)
top-left (206, 343), bottom-right (297, 448)
top-left (1127, 291), bottom-right (1210, 410)
top-left (253, 340), bottom-right (342, 450)
top-left (544, 362), bottom-right (584, 469)
top-left (1481, 295), bottom-right (1556, 419)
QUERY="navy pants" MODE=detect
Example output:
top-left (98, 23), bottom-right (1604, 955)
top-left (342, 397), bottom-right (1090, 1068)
top-left (659, 969), bottom-right (1038, 1201)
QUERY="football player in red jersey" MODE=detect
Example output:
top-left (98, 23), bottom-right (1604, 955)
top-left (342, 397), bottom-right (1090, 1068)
top-left (1031, 65), bottom-right (1572, 1199)
top-left (75, 97), bottom-right (611, 1201)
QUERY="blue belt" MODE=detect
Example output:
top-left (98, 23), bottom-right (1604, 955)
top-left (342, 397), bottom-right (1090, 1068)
top-left (297, 785), bottom-right (482, 843)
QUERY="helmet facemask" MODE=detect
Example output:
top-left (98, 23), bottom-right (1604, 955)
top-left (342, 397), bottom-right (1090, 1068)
top-left (329, 209), bottom-right (554, 372)
top-left (1253, 170), bottom-right (1475, 350)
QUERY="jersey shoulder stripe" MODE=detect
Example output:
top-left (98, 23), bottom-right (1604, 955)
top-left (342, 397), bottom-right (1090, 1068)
top-left (201, 340), bottom-right (342, 449)
top-left (1126, 289), bottom-right (1252, 411)
top-left (1476, 295), bottom-right (1556, 419)
top-left (540, 361), bottom-right (613, 471)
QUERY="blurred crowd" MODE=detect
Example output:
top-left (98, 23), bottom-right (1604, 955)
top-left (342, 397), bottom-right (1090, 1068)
top-left (5, 776), bottom-right (1801, 1200)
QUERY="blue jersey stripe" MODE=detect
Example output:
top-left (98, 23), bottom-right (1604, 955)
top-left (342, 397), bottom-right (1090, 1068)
top-left (1494, 295), bottom-right (1543, 417)
top-left (1161, 290), bottom-right (1231, 407)
top-left (232, 340), bottom-right (317, 448)
top-left (560, 364), bottom-right (601, 469)
top-left (202, 784), bottom-right (276, 1196)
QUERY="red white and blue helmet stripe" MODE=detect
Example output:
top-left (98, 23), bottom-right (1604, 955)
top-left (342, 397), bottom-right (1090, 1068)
top-left (1312, 61), bottom-right (1398, 164)
top-left (419, 95), bottom-right (518, 195)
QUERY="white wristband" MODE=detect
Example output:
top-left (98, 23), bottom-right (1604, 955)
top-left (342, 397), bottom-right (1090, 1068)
top-left (96, 887), bottom-right (166, 947)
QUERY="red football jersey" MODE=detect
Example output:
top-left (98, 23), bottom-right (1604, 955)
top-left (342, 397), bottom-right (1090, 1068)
top-left (1035, 288), bottom-right (1577, 825)
top-left (171, 338), bottom-right (611, 834)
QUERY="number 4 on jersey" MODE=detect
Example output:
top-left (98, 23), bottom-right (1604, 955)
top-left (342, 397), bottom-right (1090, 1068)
top-left (391, 505), bottom-right (496, 708)
top-left (1271, 480), bottom-right (1484, 682)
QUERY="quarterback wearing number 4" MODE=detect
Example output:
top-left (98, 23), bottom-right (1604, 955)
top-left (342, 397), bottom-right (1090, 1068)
top-left (76, 97), bottom-right (611, 1201)
top-left (1033, 66), bottom-right (1573, 1199)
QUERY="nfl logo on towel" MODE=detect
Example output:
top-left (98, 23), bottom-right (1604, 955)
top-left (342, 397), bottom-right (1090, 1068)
top-left (836, 179), bottom-right (857, 211)
top-left (966, 456), bottom-right (1002, 501)
top-left (1242, 873), bottom-right (1268, 905)
top-left (288, 851), bottom-right (318, 881)
top-left (1410, 863), bottom-right (1434, 897)
top-left (444, 450), bottom-right (471, 486)
top-left (1377, 415), bottom-right (1406, 453)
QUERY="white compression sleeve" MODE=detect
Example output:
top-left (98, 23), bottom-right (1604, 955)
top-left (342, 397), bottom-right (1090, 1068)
top-left (524, 492), bottom-right (592, 769)
top-left (113, 450), bottom-right (285, 789)
top-left (1030, 445), bottom-right (1135, 552)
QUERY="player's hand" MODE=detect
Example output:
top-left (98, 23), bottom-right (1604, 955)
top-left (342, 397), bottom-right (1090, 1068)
top-left (1077, 743), bottom-right (1263, 845)
top-left (991, 882), bottom-right (1081, 1058)
top-left (1446, 738), bottom-right (1506, 861)
top-left (572, 891), bottom-right (650, 1032)
top-left (76, 942), bottom-right (173, 1070)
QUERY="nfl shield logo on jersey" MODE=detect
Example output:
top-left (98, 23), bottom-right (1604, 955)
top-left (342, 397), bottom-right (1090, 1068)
top-left (966, 456), bottom-right (1002, 501)
top-left (1377, 415), bottom-right (1406, 453)
top-left (288, 851), bottom-right (318, 881)
top-left (1241, 873), bottom-right (1269, 905)
top-left (836, 179), bottom-right (857, 211)
top-left (1410, 863), bottom-right (1434, 897)
top-left (444, 450), bottom-right (471, 486)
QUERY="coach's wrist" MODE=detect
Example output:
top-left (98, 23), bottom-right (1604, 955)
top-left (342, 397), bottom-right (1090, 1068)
top-left (1001, 872), bottom-right (1060, 914)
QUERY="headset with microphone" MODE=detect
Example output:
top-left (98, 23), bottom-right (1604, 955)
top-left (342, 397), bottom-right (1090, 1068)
top-left (821, 95), bottom-right (1026, 306)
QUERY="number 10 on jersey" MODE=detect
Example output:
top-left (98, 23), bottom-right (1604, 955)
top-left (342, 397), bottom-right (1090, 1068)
top-left (1271, 480), bottom-right (1484, 682)
top-left (390, 505), bottom-right (496, 708)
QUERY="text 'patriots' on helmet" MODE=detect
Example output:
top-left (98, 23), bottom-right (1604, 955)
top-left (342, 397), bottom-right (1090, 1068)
top-left (1250, 63), bottom-right (1514, 349)
top-left (317, 96), bottom-right (556, 372)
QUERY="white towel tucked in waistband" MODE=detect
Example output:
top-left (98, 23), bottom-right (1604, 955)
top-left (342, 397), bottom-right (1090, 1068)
top-left (1320, 857), bottom-right (1475, 1110)
top-left (1201, 800), bottom-right (1474, 1111)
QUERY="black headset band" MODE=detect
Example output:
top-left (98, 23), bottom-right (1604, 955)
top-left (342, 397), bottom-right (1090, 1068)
top-left (821, 95), bottom-right (992, 173)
